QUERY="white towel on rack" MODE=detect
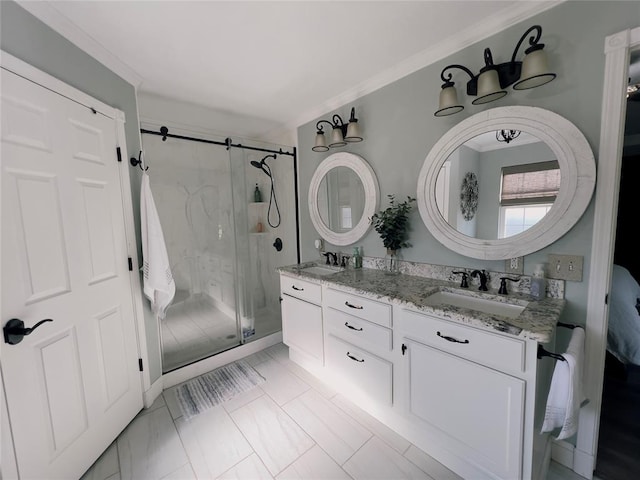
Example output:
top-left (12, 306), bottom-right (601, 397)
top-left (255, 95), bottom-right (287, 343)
top-left (140, 172), bottom-right (175, 319)
top-left (541, 326), bottom-right (586, 440)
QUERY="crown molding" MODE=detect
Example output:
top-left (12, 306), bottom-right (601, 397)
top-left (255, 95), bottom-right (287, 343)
top-left (287, 0), bottom-right (564, 133)
top-left (17, 0), bottom-right (143, 87)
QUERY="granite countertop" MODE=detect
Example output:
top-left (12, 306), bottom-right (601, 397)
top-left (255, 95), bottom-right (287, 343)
top-left (278, 262), bottom-right (565, 343)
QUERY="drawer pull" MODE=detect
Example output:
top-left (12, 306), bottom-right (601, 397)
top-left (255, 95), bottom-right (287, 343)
top-left (344, 322), bottom-right (363, 331)
top-left (345, 301), bottom-right (363, 310)
top-left (291, 285), bottom-right (304, 291)
top-left (346, 352), bottom-right (365, 362)
top-left (437, 331), bottom-right (470, 344)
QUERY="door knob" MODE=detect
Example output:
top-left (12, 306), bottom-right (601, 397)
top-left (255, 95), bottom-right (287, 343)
top-left (3, 318), bottom-right (53, 345)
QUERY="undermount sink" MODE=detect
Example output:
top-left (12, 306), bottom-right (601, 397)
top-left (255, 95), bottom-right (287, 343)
top-left (299, 264), bottom-right (341, 276)
top-left (424, 290), bottom-right (527, 319)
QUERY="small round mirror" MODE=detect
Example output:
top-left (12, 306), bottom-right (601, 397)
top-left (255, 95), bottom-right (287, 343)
top-left (309, 152), bottom-right (379, 246)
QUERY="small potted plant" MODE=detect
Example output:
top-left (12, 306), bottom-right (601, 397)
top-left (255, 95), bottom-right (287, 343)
top-left (370, 194), bottom-right (416, 273)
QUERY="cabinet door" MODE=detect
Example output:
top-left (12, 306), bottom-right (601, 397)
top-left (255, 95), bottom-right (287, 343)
top-left (405, 339), bottom-right (524, 480)
top-left (281, 294), bottom-right (323, 363)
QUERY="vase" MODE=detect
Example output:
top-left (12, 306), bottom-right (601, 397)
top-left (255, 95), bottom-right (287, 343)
top-left (384, 248), bottom-right (402, 274)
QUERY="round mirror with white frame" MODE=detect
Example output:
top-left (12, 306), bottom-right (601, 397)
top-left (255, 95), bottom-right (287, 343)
top-left (417, 106), bottom-right (596, 260)
top-left (309, 152), bottom-right (379, 246)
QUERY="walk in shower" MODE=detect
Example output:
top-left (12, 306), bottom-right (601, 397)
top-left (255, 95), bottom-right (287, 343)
top-left (140, 128), bottom-right (298, 373)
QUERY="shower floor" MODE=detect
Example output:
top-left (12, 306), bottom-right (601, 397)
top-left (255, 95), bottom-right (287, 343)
top-left (161, 294), bottom-right (282, 372)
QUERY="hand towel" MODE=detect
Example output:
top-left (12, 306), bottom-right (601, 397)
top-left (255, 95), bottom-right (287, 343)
top-left (541, 326), bottom-right (586, 440)
top-left (140, 172), bottom-right (175, 319)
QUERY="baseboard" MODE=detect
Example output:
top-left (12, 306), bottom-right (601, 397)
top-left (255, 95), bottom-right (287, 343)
top-left (162, 332), bottom-right (282, 389)
top-left (143, 376), bottom-right (164, 408)
top-left (573, 448), bottom-right (595, 479)
top-left (551, 439), bottom-right (574, 469)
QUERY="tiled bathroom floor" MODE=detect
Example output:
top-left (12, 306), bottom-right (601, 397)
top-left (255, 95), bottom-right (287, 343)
top-left (82, 343), bottom-right (588, 480)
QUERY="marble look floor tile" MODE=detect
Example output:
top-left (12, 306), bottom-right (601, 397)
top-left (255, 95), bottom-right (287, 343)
top-left (244, 349), bottom-right (275, 367)
top-left (81, 441), bottom-right (119, 480)
top-left (162, 385), bottom-right (184, 420)
top-left (105, 473), bottom-right (120, 480)
top-left (283, 389), bottom-right (372, 465)
top-left (276, 445), bottom-right (352, 480)
top-left (160, 463), bottom-right (196, 480)
top-left (403, 445), bottom-right (462, 480)
top-left (217, 453), bottom-right (273, 480)
top-left (331, 394), bottom-right (412, 454)
top-left (230, 395), bottom-right (315, 476)
top-left (281, 358), bottom-right (337, 399)
top-left (117, 406), bottom-right (189, 480)
top-left (343, 437), bottom-right (432, 480)
top-left (175, 405), bottom-right (253, 479)
top-left (222, 385), bottom-right (265, 413)
top-left (264, 342), bottom-right (290, 363)
top-left (253, 358), bottom-right (311, 405)
top-left (137, 394), bottom-right (167, 418)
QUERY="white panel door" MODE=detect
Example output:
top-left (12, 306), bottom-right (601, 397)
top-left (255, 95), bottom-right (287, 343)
top-left (1, 67), bottom-right (142, 479)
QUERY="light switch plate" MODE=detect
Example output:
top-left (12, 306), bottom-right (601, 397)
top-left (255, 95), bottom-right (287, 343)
top-left (504, 257), bottom-right (524, 275)
top-left (547, 254), bottom-right (584, 281)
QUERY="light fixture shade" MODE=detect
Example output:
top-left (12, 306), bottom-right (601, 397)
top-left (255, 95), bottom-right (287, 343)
top-left (513, 48), bottom-right (556, 90)
top-left (345, 121), bottom-right (363, 142)
top-left (473, 68), bottom-right (508, 105)
top-left (312, 131), bottom-right (329, 152)
top-left (434, 85), bottom-right (464, 117)
top-left (329, 127), bottom-right (347, 148)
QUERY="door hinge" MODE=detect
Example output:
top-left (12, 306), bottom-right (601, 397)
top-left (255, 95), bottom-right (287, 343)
top-left (402, 343), bottom-right (407, 355)
top-left (279, 296), bottom-right (283, 303)
top-left (116, 147), bottom-right (122, 162)
top-left (138, 358), bottom-right (144, 372)
top-left (605, 293), bottom-right (608, 305)
top-left (128, 257), bottom-right (133, 271)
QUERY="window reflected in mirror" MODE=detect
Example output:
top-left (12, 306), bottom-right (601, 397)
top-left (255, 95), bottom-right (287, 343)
top-left (435, 130), bottom-right (558, 240)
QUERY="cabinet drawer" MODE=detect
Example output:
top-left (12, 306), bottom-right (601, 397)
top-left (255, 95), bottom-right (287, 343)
top-left (326, 334), bottom-right (392, 405)
top-left (280, 274), bottom-right (322, 304)
top-left (325, 309), bottom-right (392, 352)
top-left (400, 308), bottom-right (525, 373)
top-left (325, 288), bottom-right (391, 327)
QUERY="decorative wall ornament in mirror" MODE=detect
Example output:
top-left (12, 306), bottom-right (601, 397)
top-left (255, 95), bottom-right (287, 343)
top-left (309, 152), bottom-right (379, 246)
top-left (417, 106), bottom-right (596, 260)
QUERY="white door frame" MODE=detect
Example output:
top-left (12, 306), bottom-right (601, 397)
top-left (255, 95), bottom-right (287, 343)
top-left (0, 50), bottom-right (150, 475)
top-left (575, 26), bottom-right (640, 478)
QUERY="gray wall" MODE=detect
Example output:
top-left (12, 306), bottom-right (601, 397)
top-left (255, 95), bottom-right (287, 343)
top-left (297, 1), bottom-right (640, 329)
top-left (0, 1), bottom-right (162, 383)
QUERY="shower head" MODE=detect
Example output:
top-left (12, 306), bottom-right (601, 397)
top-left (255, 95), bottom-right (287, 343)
top-left (250, 154), bottom-right (276, 177)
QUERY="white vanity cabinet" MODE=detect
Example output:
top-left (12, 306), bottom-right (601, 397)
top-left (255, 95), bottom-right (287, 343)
top-left (397, 307), bottom-right (550, 480)
top-left (323, 287), bottom-right (394, 405)
top-left (279, 274), bottom-right (324, 365)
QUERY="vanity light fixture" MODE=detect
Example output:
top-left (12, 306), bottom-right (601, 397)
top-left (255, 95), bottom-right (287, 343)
top-left (434, 25), bottom-right (556, 117)
top-left (496, 129), bottom-right (521, 144)
top-left (312, 107), bottom-right (363, 152)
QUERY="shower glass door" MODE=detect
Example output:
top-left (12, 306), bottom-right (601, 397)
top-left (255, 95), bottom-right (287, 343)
top-left (142, 134), bottom-right (242, 372)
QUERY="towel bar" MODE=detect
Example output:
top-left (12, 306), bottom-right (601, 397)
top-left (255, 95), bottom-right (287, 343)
top-left (537, 344), bottom-right (566, 362)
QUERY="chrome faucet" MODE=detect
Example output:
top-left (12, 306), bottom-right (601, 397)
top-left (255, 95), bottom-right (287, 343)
top-left (471, 269), bottom-right (489, 291)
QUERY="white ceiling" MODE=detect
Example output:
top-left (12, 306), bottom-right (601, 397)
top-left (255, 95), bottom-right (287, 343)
top-left (20, 1), bottom-right (562, 141)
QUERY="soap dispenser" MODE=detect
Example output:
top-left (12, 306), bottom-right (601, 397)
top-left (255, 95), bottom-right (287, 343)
top-left (254, 183), bottom-right (262, 202)
top-left (530, 263), bottom-right (546, 300)
top-left (352, 246), bottom-right (362, 269)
